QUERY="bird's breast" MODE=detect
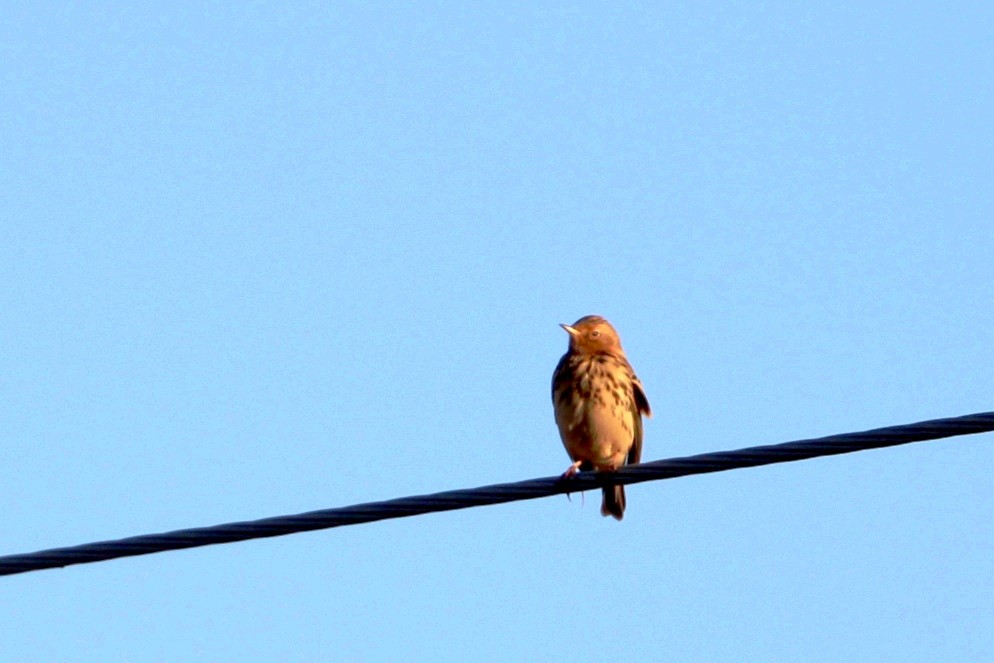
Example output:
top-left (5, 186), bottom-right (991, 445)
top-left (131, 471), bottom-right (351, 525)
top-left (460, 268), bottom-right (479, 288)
top-left (554, 358), bottom-right (636, 470)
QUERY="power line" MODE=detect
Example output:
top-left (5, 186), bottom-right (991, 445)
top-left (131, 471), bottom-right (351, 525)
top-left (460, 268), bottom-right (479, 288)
top-left (2, 411), bottom-right (991, 577)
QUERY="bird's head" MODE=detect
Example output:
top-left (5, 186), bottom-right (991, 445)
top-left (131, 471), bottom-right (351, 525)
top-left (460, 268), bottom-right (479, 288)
top-left (560, 315), bottom-right (623, 354)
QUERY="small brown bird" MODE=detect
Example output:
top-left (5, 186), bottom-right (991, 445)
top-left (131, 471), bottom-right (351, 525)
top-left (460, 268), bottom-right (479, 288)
top-left (552, 315), bottom-right (651, 520)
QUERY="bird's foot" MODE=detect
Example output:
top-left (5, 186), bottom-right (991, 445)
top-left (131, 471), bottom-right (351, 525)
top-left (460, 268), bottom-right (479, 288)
top-left (562, 461), bottom-right (585, 505)
top-left (567, 491), bottom-right (585, 506)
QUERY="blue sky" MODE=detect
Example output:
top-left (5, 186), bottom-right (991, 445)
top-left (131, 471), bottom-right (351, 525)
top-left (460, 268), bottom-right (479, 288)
top-left (2, 3), bottom-right (992, 661)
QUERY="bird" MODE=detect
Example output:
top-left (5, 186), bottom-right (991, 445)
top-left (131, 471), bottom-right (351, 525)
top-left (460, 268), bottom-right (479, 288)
top-left (551, 315), bottom-right (651, 520)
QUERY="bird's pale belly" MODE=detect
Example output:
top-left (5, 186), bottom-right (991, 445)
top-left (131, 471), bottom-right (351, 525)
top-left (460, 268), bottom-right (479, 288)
top-left (558, 404), bottom-right (634, 471)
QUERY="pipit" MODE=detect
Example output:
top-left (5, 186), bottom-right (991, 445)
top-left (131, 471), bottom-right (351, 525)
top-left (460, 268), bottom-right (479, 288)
top-left (552, 315), bottom-right (651, 520)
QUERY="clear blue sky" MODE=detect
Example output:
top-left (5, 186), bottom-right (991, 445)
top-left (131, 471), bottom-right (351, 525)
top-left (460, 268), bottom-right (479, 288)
top-left (2, 3), bottom-right (992, 661)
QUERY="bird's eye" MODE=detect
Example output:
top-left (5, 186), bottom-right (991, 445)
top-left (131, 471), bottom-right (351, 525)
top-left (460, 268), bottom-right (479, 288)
top-left (591, 330), bottom-right (601, 337)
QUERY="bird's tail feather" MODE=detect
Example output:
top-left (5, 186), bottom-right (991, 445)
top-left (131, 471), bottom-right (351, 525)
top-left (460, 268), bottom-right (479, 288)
top-left (600, 485), bottom-right (625, 521)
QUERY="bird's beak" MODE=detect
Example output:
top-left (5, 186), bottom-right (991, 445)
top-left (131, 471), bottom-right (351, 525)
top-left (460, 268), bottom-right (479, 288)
top-left (560, 324), bottom-right (579, 338)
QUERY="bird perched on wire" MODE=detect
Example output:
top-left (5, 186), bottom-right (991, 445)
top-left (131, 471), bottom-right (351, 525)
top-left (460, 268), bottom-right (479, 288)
top-left (552, 315), bottom-right (651, 520)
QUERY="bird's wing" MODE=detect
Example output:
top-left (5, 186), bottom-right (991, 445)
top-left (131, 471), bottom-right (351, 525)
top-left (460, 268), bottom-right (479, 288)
top-left (628, 372), bottom-right (650, 466)
top-left (632, 377), bottom-right (651, 417)
top-left (629, 408), bottom-right (643, 466)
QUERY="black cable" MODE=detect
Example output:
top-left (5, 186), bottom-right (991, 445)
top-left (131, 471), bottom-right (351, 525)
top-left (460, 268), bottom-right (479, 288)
top-left (2, 411), bottom-right (991, 577)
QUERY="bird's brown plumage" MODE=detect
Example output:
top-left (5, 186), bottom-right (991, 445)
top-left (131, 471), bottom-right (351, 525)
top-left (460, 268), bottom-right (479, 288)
top-left (551, 315), bottom-right (651, 520)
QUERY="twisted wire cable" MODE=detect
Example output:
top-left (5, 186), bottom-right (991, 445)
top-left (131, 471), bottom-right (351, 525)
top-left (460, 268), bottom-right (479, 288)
top-left (2, 410), bottom-right (991, 577)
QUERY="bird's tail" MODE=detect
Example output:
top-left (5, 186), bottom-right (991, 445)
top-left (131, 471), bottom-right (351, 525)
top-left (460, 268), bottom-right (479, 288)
top-left (600, 484), bottom-right (625, 521)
